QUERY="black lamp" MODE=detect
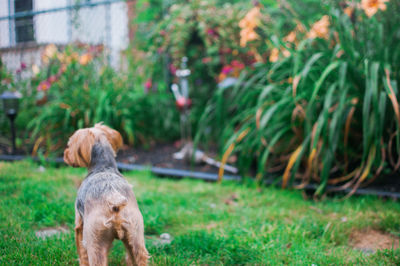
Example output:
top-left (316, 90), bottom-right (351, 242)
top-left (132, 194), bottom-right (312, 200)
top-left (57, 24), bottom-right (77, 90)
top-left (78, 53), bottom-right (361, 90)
top-left (1, 91), bottom-right (22, 154)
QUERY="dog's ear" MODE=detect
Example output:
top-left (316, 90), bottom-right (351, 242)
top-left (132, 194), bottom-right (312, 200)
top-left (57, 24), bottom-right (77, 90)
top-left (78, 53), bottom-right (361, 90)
top-left (63, 129), bottom-right (96, 167)
top-left (94, 123), bottom-right (123, 153)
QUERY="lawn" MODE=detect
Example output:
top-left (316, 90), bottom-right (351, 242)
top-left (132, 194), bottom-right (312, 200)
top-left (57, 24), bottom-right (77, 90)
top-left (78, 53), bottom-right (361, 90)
top-left (0, 161), bottom-right (399, 265)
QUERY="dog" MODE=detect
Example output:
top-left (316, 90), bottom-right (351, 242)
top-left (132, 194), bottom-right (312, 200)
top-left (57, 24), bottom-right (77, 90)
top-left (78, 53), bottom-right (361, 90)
top-left (64, 123), bottom-right (149, 266)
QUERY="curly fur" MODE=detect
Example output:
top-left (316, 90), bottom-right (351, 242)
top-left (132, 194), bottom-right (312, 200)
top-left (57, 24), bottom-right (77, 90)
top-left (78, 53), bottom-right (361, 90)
top-left (64, 123), bottom-right (149, 266)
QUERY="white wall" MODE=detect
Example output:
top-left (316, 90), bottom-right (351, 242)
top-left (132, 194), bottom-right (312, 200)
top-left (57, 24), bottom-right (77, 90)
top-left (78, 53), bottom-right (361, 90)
top-left (0, 0), bottom-right (129, 70)
top-left (34, 0), bottom-right (69, 44)
top-left (0, 0), bottom-right (12, 47)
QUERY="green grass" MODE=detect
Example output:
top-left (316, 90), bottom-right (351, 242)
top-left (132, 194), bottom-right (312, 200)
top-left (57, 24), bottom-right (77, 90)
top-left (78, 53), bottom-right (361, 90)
top-left (0, 161), bottom-right (399, 265)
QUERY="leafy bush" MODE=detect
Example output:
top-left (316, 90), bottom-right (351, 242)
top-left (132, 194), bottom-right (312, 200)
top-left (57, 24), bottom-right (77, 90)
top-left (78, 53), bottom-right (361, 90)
top-left (27, 44), bottom-right (179, 155)
top-left (132, 1), bottom-right (280, 129)
top-left (195, 0), bottom-right (400, 195)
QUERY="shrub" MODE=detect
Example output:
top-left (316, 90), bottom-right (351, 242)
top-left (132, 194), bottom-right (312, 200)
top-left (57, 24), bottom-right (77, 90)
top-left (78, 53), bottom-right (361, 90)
top-left (195, 0), bottom-right (400, 195)
top-left (130, 0), bottom-right (278, 134)
top-left (28, 44), bottom-right (180, 155)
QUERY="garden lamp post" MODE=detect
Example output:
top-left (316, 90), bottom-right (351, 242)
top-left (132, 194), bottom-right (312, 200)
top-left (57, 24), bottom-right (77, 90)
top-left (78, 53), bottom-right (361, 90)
top-left (170, 58), bottom-right (238, 173)
top-left (176, 57), bottom-right (191, 99)
top-left (174, 57), bottom-right (192, 143)
top-left (1, 91), bottom-right (22, 154)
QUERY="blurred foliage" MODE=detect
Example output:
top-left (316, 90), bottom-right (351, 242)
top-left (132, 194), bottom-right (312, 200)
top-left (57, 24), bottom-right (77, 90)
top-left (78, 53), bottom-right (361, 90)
top-left (0, 44), bottom-right (179, 155)
top-left (1, 0), bottom-right (400, 197)
top-left (195, 0), bottom-right (400, 195)
top-left (129, 0), bottom-right (279, 137)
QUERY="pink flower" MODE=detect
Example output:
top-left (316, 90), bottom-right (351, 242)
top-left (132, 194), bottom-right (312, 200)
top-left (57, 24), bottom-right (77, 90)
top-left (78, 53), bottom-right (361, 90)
top-left (1, 78), bottom-right (11, 85)
top-left (231, 60), bottom-right (245, 70)
top-left (145, 79), bottom-right (152, 90)
top-left (206, 28), bottom-right (218, 38)
top-left (169, 64), bottom-right (177, 75)
top-left (221, 65), bottom-right (233, 75)
top-left (48, 75), bottom-right (57, 83)
top-left (20, 62), bottom-right (27, 70)
top-left (37, 80), bottom-right (51, 91)
top-left (219, 48), bottom-right (232, 54)
top-left (207, 28), bottom-right (215, 35)
top-left (160, 30), bottom-right (166, 36)
top-left (202, 57), bottom-right (212, 63)
top-left (157, 47), bottom-right (164, 54)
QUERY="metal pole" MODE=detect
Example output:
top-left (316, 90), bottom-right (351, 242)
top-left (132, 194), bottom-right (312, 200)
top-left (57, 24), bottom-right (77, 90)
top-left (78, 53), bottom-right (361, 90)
top-left (67, 0), bottom-right (72, 42)
top-left (7, 0), bottom-right (13, 46)
top-left (105, 1), bottom-right (111, 64)
top-left (179, 57), bottom-right (189, 98)
top-left (8, 114), bottom-right (16, 154)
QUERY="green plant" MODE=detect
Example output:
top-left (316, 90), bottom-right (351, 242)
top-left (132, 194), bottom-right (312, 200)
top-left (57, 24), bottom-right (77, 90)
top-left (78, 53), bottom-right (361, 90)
top-left (28, 44), bottom-right (180, 155)
top-left (130, 0), bottom-right (274, 136)
top-left (196, 0), bottom-right (400, 195)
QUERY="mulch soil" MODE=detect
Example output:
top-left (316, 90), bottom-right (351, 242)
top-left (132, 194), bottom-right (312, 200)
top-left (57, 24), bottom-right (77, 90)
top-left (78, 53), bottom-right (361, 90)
top-left (117, 142), bottom-right (222, 174)
top-left (1, 140), bottom-right (400, 194)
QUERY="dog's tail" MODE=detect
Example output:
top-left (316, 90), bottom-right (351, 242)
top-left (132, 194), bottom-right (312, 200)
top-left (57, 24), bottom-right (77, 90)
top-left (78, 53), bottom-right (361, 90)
top-left (104, 191), bottom-right (128, 239)
top-left (106, 191), bottom-right (128, 213)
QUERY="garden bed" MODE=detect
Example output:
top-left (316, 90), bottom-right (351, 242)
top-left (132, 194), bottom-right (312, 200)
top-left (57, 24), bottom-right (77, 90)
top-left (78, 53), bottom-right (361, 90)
top-left (117, 142), bottom-right (221, 174)
top-left (1, 141), bottom-right (400, 197)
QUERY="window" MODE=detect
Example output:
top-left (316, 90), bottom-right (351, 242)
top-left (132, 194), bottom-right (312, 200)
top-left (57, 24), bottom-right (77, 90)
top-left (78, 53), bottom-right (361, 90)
top-left (14, 0), bottom-right (35, 43)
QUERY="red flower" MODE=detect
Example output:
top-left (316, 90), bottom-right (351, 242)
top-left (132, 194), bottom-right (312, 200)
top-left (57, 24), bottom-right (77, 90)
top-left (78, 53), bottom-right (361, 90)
top-left (37, 80), bottom-right (51, 91)
top-left (221, 65), bottom-right (233, 75)
top-left (175, 97), bottom-right (192, 111)
top-left (219, 48), bottom-right (232, 54)
top-left (20, 62), bottom-right (27, 70)
top-left (206, 28), bottom-right (218, 38)
top-left (1, 77), bottom-right (12, 85)
top-left (145, 79), bottom-right (152, 90)
top-left (231, 60), bottom-right (245, 70)
top-left (202, 57), bottom-right (212, 63)
top-left (207, 28), bottom-right (215, 35)
top-left (48, 75), bottom-right (57, 83)
top-left (169, 64), bottom-right (177, 75)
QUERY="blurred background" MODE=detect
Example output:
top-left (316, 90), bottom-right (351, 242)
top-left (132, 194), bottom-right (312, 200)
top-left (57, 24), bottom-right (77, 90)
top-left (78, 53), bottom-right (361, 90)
top-left (0, 0), bottom-right (399, 197)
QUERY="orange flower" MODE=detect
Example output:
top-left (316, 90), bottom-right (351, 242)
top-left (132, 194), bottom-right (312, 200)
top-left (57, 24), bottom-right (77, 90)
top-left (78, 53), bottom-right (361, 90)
top-left (41, 44), bottom-right (58, 64)
top-left (239, 7), bottom-right (260, 29)
top-left (307, 15), bottom-right (330, 40)
top-left (344, 6), bottom-right (355, 18)
top-left (79, 53), bottom-right (92, 65)
top-left (269, 47), bottom-right (290, 63)
top-left (282, 48), bottom-right (291, 58)
top-left (31, 64), bottom-right (40, 75)
top-left (361, 0), bottom-right (389, 18)
top-left (283, 31), bottom-right (296, 43)
top-left (269, 48), bottom-right (279, 63)
top-left (239, 7), bottom-right (261, 47)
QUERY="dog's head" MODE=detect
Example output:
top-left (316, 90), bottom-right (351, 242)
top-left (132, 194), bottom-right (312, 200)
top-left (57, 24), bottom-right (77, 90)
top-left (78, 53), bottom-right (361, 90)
top-left (63, 123), bottom-right (123, 167)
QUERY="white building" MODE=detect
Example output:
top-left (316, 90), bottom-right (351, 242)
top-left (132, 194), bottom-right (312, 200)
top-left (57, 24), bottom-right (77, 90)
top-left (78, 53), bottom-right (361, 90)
top-left (0, 0), bottom-right (129, 71)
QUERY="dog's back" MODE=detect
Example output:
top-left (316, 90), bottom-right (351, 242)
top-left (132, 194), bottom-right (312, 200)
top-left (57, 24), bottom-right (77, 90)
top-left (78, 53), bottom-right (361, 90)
top-left (76, 141), bottom-right (134, 218)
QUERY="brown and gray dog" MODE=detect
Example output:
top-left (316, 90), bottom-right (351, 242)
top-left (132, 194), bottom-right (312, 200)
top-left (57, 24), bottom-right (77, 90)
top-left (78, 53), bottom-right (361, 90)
top-left (64, 123), bottom-right (149, 266)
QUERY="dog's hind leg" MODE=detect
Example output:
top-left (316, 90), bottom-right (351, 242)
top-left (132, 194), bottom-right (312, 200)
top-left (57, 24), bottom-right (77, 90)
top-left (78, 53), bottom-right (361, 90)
top-left (123, 235), bottom-right (149, 266)
top-left (122, 213), bottom-right (149, 266)
top-left (123, 239), bottom-right (135, 266)
top-left (82, 209), bottom-right (114, 266)
top-left (84, 232), bottom-right (112, 266)
top-left (75, 210), bottom-right (89, 266)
